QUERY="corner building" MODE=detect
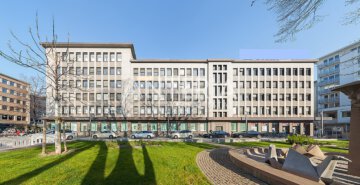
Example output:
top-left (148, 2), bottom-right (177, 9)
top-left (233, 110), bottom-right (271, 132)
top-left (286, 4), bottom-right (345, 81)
top-left (42, 43), bottom-right (316, 136)
top-left (0, 73), bottom-right (30, 128)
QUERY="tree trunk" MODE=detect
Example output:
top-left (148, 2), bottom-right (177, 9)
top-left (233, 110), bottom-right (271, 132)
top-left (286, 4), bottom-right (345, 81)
top-left (54, 99), bottom-right (62, 154)
top-left (54, 119), bottom-right (62, 154)
top-left (42, 120), bottom-right (47, 155)
top-left (62, 122), bottom-right (67, 152)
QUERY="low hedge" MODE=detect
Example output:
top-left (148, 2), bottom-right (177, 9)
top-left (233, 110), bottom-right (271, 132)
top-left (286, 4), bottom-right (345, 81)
top-left (287, 135), bottom-right (315, 145)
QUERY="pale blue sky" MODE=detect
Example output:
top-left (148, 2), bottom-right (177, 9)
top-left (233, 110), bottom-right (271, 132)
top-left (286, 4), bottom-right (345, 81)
top-left (1, 0), bottom-right (360, 79)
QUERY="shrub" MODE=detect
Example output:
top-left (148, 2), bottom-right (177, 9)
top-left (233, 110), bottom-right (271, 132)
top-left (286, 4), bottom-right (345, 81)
top-left (287, 135), bottom-right (315, 145)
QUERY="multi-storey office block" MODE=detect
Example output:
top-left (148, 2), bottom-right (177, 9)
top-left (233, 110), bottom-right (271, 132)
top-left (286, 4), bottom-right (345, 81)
top-left (0, 73), bottom-right (30, 128)
top-left (318, 41), bottom-right (360, 137)
top-left (42, 43), bottom-right (316, 136)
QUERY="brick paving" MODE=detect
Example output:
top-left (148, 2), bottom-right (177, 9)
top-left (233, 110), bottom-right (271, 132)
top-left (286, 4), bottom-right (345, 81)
top-left (196, 148), bottom-right (267, 185)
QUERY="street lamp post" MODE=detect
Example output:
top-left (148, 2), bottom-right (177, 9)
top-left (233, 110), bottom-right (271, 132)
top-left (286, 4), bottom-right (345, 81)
top-left (89, 113), bottom-right (94, 137)
top-left (245, 112), bottom-right (248, 131)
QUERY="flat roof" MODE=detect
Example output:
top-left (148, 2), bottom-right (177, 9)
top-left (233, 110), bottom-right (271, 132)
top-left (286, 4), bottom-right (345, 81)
top-left (131, 59), bottom-right (318, 63)
top-left (40, 42), bottom-right (136, 59)
top-left (319, 40), bottom-right (360, 59)
top-left (0, 73), bottom-right (29, 85)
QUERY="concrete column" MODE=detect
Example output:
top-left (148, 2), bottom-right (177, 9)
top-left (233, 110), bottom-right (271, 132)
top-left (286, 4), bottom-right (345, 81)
top-left (349, 102), bottom-right (360, 176)
top-left (268, 123), bottom-right (272, 133)
top-left (77, 122), bottom-right (81, 136)
top-left (278, 123), bottom-right (283, 133)
top-left (257, 123), bottom-right (261, 132)
top-left (300, 122), bottom-right (305, 135)
top-left (289, 123), bottom-right (293, 134)
top-left (309, 122), bottom-right (314, 137)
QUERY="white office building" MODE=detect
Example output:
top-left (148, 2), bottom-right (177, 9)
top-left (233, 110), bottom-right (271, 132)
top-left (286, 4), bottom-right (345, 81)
top-left (318, 40), bottom-right (360, 137)
top-left (42, 43), bottom-right (316, 136)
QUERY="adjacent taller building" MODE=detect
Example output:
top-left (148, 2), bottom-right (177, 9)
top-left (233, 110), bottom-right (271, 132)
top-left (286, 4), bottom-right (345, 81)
top-left (0, 73), bottom-right (30, 128)
top-left (318, 40), bottom-right (360, 137)
top-left (42, 43), bottom-right (316, 136)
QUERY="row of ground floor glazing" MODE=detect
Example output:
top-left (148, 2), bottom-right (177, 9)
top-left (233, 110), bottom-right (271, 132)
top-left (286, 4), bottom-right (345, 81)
top-left (46, 121), bottom-right (314, 137)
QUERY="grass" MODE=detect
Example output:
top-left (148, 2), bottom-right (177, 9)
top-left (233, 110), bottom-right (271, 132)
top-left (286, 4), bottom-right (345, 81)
top-left (0, 141), bottom-right (214, 185)
top-left (225, 140), bottom-right (349, 154)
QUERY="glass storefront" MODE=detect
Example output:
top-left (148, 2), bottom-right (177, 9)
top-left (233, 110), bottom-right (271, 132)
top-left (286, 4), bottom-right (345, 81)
top-left (80, 123), bottom-right (88, 132)
top-left (121, 122), bottom-right (128, 131)
top-left (141, 123), bottom-right (148, 131)
top-left (189, 123), bottom-right (196, 131)
top-left (199, 123), bottom-right (206, 131)
top-left (239, 123), bottom-right (247, 132)
top-left (160, 123), bottom-right (167, 131)
top-left (151, 123), bottom-right (157, 131)
top-left (111, 123), bottom-right (117, 132)
top-left (101, 123), bottom-right (108, 132)
top-left (91, 123), bottom-right (97, 131)
top-left (179, 123), bottom-right (186, 130)
top-left (170, 123), bottom-right (177, 131)
top-left (71, 123), bottom-right (77, 132)
top-left (132, 123), bottom-right (138, 132)
top-left (231, 122), bottom-right (237, 132)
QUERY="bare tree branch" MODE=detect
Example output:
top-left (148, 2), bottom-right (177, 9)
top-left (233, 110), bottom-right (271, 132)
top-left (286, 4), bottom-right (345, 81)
top-left (266, 0), bottom-right (325, 42)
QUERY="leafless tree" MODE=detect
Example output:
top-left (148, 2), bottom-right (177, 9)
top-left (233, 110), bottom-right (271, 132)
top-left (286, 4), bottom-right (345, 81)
top-left (21, 75), bottom-right (47, 154)
top-left (0, 14), bottom-right (83, 154)
top-left (250, 0), bottom-right (360, 42)
top-left (265, 0), bottom-right (325, 42)
top-left (344, 0), bottom-right (360, 24)
top-left (118, 78), bottom-right (135, 119)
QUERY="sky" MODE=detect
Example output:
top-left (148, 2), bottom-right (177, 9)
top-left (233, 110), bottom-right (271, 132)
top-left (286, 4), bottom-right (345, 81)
top-left (1, 0), bottom-right (360, 80)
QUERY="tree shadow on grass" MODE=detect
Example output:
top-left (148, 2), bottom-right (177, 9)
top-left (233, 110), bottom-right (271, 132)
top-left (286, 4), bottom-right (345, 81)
top-left (184, 141), bottom-right (217, 150)
top-left (103, 140), bottom-right (156, 185)
top-left (0, 141), bottom-right (97, 185)
top-left (81, 141), bottom-right (108, 185)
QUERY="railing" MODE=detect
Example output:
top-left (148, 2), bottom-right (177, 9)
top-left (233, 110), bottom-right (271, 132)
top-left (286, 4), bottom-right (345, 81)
top-left (318, 78), bottom-right (340, 86)
top-left (319, 68), bottom-right (340, 77)
top-left (318, 58), bottom-right (340, 69)
top-left (319, 97), bottom-right (340, 104)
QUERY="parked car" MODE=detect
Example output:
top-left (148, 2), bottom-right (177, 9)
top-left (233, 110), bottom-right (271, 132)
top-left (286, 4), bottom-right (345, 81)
top-left (203, 130), bottom-right (230, 138)
top-left (46, 130), bottom-right (76, 140)
top-left (131, 131), bottom-right (155, 139)
top-left (92, 131), bottom-right (117, 139)
top-left (232, 131), bottom-right (261, 138)
top-left (171, 130), bottom-right (193, 139)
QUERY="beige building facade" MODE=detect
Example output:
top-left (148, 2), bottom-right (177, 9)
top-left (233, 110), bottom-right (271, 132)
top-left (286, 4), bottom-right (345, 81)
top-left (0, 73), bottom-right (30, 127)
top-left (42, 43), bottom-right (316, 136)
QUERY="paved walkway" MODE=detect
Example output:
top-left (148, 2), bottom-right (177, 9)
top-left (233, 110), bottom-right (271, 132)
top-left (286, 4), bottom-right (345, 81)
top-left (196, 148), bottom-right (267, 185)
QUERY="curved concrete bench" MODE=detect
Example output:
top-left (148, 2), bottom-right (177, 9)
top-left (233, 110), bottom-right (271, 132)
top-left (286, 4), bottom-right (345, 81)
top-left (229, 149), bottom-right (322, 185)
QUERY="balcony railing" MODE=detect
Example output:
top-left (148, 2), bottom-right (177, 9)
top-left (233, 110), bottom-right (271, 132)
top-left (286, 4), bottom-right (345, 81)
top-left (319, 97), bottom-right (340, 104)
top-left (318, 78), bottom-right (340, 86)
top-left (318, 58), bottom-right (340, 69)
top-left (319, 68), bottom-right (340, 77)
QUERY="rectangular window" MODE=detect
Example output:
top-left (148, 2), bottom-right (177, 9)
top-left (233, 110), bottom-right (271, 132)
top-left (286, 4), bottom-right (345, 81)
top-left (200, 68), bottom-right (205, 76)
top-left (110, 53), bottom-right (115, 62)
top-left (167, 68), bottom-right (172, 76)
top-left (117, 53), bottom-right (122, 62)
top-left (160, 68), bottom-right (165, 76)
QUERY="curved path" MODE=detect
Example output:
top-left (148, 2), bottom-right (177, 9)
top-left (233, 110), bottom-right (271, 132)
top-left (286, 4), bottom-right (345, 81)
top-left (196, 148), bottom-right (267, 185)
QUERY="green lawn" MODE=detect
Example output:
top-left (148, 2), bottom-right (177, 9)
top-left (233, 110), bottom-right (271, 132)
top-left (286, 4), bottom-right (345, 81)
top-left (225, 140), bottom-right (349, 154)
top-left (0, 141), bottom-right (214, 185)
